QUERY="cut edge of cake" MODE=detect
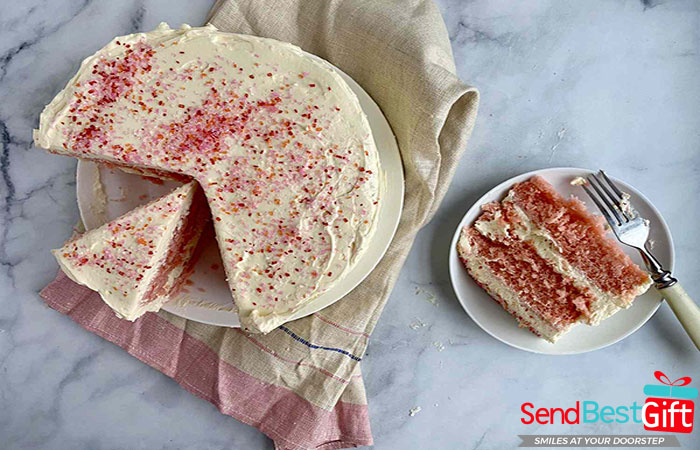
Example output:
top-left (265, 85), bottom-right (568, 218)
top-left (457, 229), bottom-right (578, 342)
top-left (498, 193), bottom-right (622, 325)
top-left (458, 176), bottom-right (652, 343)
top-left (506, 176), bottom-right (651, 308)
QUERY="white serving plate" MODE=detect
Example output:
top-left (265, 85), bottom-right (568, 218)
top-left (77, 60), bottom-right (404, 328)
top-left (448, 167), bottom-right (673, 355)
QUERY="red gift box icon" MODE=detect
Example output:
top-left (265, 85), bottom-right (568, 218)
top-left (643, 371), bottom-right (696, 434)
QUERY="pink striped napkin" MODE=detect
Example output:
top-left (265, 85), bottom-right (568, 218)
top-left (40, 1), bottom-right (478, 448)
top-left (41, 272), bottom-right (372, 449)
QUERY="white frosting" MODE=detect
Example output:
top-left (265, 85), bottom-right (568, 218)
top-left (620, 191), bottom-right (634, 217)
top-left (88, 162), bottom-right (109, 224)
top-left (167, 297), bottom-right (236, 312)
top-left (474, 209), bottom-right (509, 241)
top-left (35, 23), bottom-right (383, 333)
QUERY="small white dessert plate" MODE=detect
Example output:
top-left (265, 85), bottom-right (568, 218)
top-left (448, 167), bottom-right (674, 355)
top-left (76, 59), bottom-right (404, 328)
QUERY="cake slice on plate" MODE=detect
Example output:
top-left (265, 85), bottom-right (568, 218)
top-left (54, 181), bottom-right (209, 320)
top-left (457, 176), bottom-right (651, 342)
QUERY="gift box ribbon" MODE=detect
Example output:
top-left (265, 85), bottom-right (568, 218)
top-left (643, 371), bottom-right (698, 399)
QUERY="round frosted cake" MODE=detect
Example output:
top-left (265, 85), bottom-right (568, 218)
top-left (35, 23), bottom-right (383, 333)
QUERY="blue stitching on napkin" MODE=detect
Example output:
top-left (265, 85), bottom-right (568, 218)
top-left (278, 325), bottom-right (363, 361)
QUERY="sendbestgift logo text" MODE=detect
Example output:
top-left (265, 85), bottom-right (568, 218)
top-left (520, 371), bottom-right (697, 434)
top-left (642, 371), bottom-right (696, 434)
top-left (521, 401), bottom-right (645, 425)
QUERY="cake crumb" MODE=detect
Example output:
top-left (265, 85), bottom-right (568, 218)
top-left (619, 192), bottom-right (634, 216)
top-left (570, 176), bottom-right (587, 186)
top-left (409, 318), bottom-right (426, 330)
top-left (415, 286), bottom-right (439, 307)
top-left (409, 406), bottom-right (422, 417)
top-left (433, 341), bottom-right (445, 352)
top-left (548, 128), bottom-right (567, 161)
top-left (425, 293), bottom-right (438, 306)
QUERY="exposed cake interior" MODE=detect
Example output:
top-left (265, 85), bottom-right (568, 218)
top-left (142, 186), bottom-right (210, 303)
top-left (506, 176), bottom-right (650, 305)
top-left (458, 176), bottom-right (651, 343)
top-left (460, 226), bottom-right (592, 341)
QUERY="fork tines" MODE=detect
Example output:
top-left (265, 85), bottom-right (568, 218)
top-left (581, 170), bottom-right (635, 227)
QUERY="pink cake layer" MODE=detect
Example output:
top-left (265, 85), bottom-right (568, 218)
top-left (142, 185), bottom-right (209, 303)
top-left (462, 225), bottom-right (593, 337)
top-left (508, 176), bottom-right (649, 303)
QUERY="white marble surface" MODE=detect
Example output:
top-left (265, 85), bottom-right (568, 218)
top-left (1, 0), bottom-right (699, 448)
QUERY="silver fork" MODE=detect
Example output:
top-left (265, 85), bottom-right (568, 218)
top-left (582, 170), bottom-right (700, 350)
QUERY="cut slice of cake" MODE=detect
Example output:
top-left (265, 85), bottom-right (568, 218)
top-left (457, 176), bottom-right (651, 342)
top-left (54, 181), bottom-right (209, 320)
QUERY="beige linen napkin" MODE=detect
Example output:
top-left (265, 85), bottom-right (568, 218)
top-left (41, 1), bottom-right (477, 448)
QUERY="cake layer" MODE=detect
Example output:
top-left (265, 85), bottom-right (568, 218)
top-left (460, 243), bottom-right (572, 342)
top-left (141, 184), bottom-right (210, 303)
top-left (505, 176), bottom-right (650, 306)
top-left (54, 181), bottom-right (208, 320)
top-left (35, 23), bottom-right (383, 333)
top-left (459, 222), bottom-right (592, 342)
top-left (477, 200), bottom-right (622, 324)
top-left (458, 176), bottom-right (652, 343)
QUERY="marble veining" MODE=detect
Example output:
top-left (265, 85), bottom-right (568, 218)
top-left (1, 0), bottom-right (698, 449)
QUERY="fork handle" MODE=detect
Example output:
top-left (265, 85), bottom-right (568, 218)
top-left (658, 283), bottom-right (700, 351)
